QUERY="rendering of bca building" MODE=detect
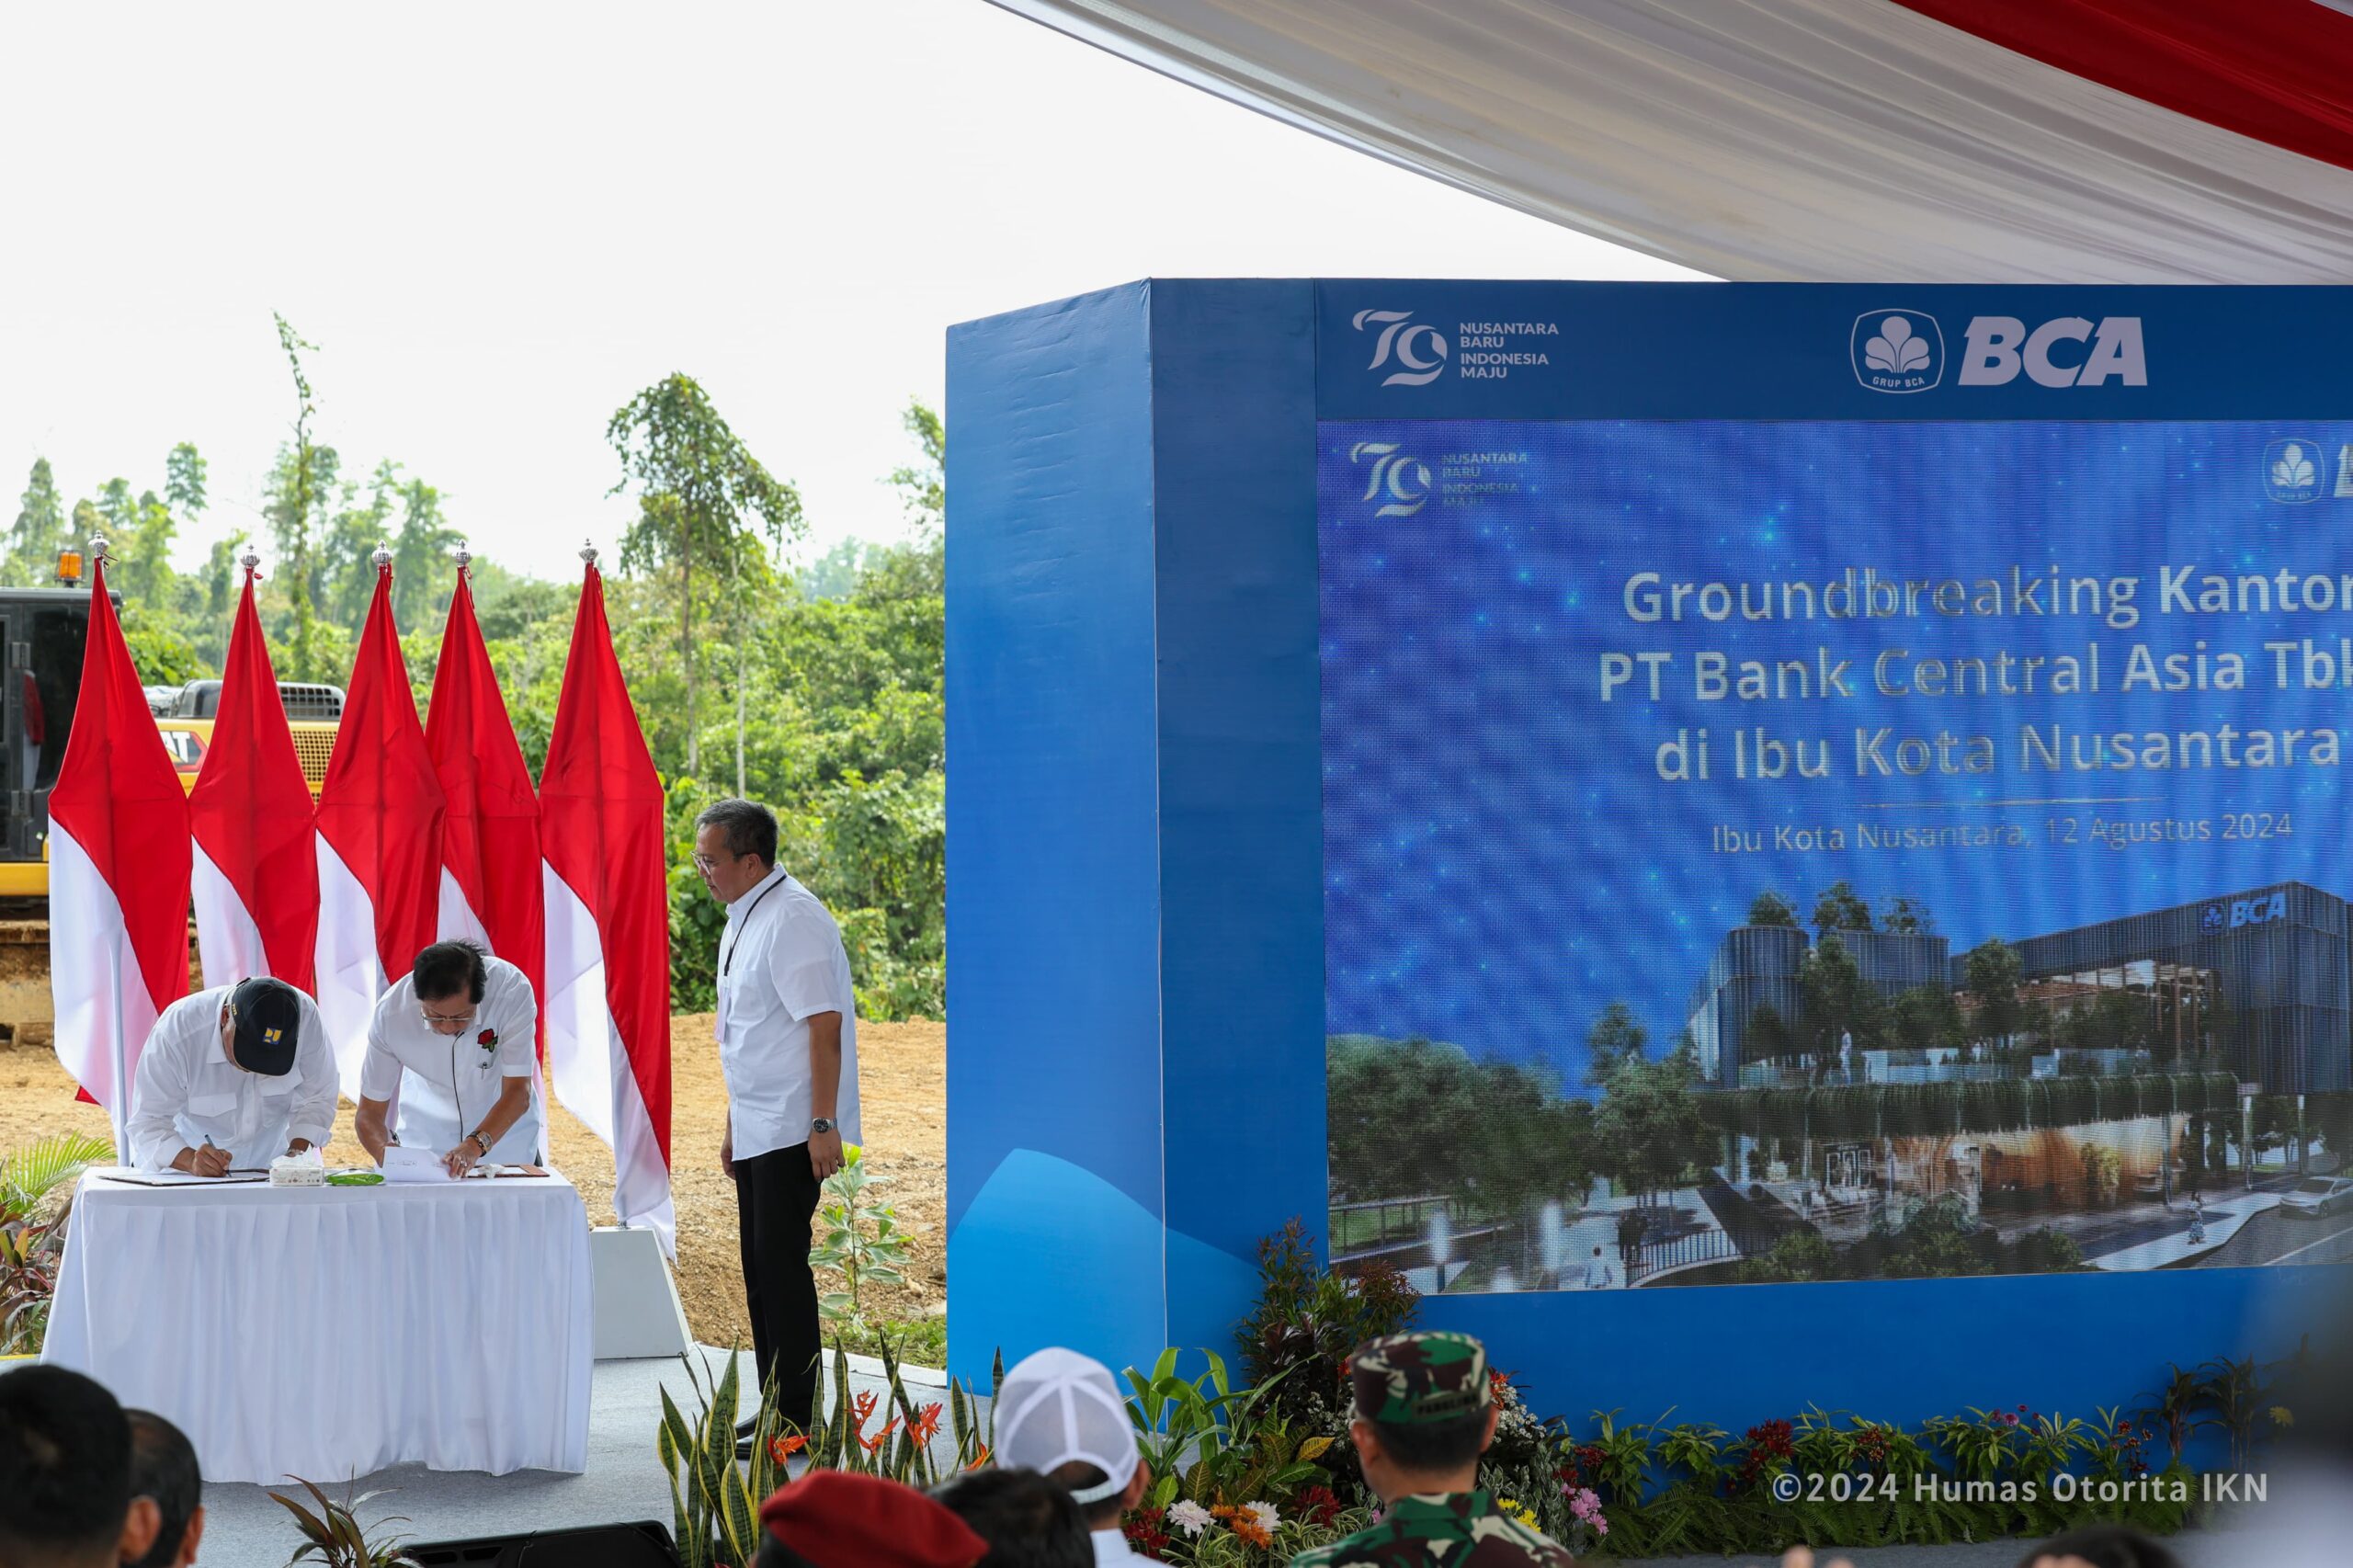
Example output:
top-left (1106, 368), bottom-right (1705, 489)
top-left (1686, 881), bottom-right (2351, 1095)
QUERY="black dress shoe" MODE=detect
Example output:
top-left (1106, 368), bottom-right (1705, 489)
top-left (735, 1415), bottom-right (761, 1439)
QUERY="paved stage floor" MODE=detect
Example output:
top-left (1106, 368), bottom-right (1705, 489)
top-left (191, 1347), bottom-right (2289, 1568)
top-left (195, 1347), bottom-right (943, 1563)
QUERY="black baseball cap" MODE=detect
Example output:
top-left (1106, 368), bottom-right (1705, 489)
top-left (226, 977), bottom-right (302, 1075)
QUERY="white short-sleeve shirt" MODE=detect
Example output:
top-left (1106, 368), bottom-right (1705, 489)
top-left (126, 983), bottom-right (339, 1171)
top-left (715, 867), bottom-right (860, 1161)
top-left (358, 954), bottom-right (544, 1165)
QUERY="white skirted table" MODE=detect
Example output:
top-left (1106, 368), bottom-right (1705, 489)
top-left (41, 1169), bottom-right (594, 1486)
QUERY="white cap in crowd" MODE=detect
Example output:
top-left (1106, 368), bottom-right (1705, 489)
top-left (992, 1347), bottom-right (1142, 1506)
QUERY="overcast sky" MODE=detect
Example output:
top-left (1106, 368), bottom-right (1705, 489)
top-left (0, 0), bottom-right (1694, 583)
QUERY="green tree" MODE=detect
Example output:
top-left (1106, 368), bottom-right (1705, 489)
top-left (1881, 894), bottom-right (1936, 934)
top-left (69, 499), bottom-right (104, 552)
top-left (1890, 983), bottom-right (1964, 1055)
top-left (1799, 932), bottom-right (1886, 1071)
top-left (1746, 889), bottom-right (1798, 928)
top-left (1812, 880), bottom-right (1873, 937)
top-left (1585, 1001), bottom-right (1648, 1085)
top-left (314, 457), bottom-right (396, 630)
top-left (165, 441), bottom-right (208, 521)
top-left (1962, 937), bottom-right (2026, 1043)
top-left (94, 477), bottom-right (136, 534)
top-left (1745, 1001), bottom-right (1796, 1063)
top-left (2307, 1094), bottom-right (2353, 1173)
top-left (1326, 1034), bottom-right (1482, 1202)
top-left (1590, 1050), bottom-right (1712, 1207)
top-left (888, 399), bottom-right (944, 539)
top-left (201, 530), bottom-right (249, 620)
top-left (9, 459), bottom-right (67, 585)
top-left (1465, 1062), bottom-right (1592, 1227)
top-left (265, 312), bottom-right (328, 681)
top-left (797, 537), bottom-right (871, 601)
top-left (608, 373), bottom-right (804, 778)
top-left (110, 488), bottom-right (178, 606)
top-left (390, 471), bottom-right (462, 629)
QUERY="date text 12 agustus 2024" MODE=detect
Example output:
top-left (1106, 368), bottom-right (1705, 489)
top-left (1705, 814), bottom-right (2291, 856)
top-left (2046, 812), bottom-right (2291, 849)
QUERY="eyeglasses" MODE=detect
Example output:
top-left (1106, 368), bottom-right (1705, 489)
top-left (419, 1004), bottom-right (477, 1035)
top-left (692, 851), bottom-right (745, 873)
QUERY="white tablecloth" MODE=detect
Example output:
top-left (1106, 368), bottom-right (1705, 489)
top-left (42, 1170), bottom-right (593, 1485)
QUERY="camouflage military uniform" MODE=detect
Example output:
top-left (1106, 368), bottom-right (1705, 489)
top-left (1290, 1332), bottom-right (1578, 1567)
top-left (1290, 1490), bottom-right (1577, 1567)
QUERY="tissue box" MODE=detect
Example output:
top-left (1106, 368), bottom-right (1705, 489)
top-left (269, 1153), bottom-right (326, 1187)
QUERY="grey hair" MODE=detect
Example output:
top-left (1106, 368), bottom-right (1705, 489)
top-left (695, 798), bottom-right (779, 865)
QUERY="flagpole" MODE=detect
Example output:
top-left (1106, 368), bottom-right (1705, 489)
top-left (92, 529), bottom-right (133, 1166)
top-left (105, 915), bottom-right (131, 1165)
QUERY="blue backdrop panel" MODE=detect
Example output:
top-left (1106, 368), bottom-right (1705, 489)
top-left (945, 282), bottom-right (1172, 1372)
top-left (1145, 283), bottom-right (1326, 1357)
top-left (947, 278), bottom-right (2353, 1426)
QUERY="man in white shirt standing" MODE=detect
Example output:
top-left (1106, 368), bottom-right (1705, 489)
top-left (353, 940), bottom-right (543, 1179)
top-left (693, 798), bottom-right (860, 1446)
top-left (126, 977), bottom-right (336, 1175)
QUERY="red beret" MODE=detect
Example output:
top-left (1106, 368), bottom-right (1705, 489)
top-left (760, 1471), bottom-right (988, 1568)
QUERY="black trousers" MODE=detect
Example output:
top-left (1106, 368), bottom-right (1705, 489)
top-left (736, 1142), bottom-right (823, 1433)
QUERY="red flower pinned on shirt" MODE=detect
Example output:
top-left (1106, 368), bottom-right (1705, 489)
top-left (477, 1028), bottom-right (499, 1056)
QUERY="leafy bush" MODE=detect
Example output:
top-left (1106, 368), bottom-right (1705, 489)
top-left (808, 1147), bottom-right (910, 1341)
top-left (0, 1133), bottom-right (111, 1354)
top-left (657, 1339), bottom-right (996, 1568)
top-left (1734, 1230), bottom-right (1838, 1284)
top-left (268, 1479), bottom-right (416, 1568)
top-left (1238, 1219), bottom-right (1415, 1427)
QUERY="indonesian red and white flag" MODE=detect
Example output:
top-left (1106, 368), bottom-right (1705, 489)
top-left (188, 562), bottom-right (318, 992)
top-left (425, 562), bottom-right (544, 1037)
top-left (314, 560), bottom-right (446, 1098)
top-left (541, 557), bottom-right (674, 1252)
top-left (48, 556), bottom-right (191, 1142)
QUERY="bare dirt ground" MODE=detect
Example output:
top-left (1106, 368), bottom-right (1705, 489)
top-left (0, 1014), bottom-right (947, 1344)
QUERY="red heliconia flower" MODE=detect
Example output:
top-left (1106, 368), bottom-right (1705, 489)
top-left (768, 1434), bottom-right (808, 1465)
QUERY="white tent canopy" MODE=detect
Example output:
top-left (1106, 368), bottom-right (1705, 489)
top-left (992, 0), bottom-right (2353, 282)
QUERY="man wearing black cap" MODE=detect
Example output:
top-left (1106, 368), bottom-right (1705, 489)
top-left (126, 976), bottom-right (337, 1175)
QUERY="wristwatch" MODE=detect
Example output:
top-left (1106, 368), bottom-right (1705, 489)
top-left (467, 1131), bottom-right (490, 1157)
top-left (811, 1118), bottom-right (835, 1135)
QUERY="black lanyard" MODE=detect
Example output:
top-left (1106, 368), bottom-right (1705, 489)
top-left (722, 877), bottom-right (785, 977)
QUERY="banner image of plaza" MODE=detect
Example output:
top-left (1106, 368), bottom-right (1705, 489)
top-left (1328, 880), bottom-right (2353, 1293)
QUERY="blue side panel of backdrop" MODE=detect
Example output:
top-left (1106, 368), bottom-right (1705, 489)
top-left (945, 282), bottom-right (1170, 1381)
top-left (1145, 282), bottom-right (1326, 1358)
top-left (948, 278), bottom-right (2353, 1426)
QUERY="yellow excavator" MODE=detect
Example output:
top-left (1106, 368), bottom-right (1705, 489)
top-left (0, 549), bottom-right (338, 1045)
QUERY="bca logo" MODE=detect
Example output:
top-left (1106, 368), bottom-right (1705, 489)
top-left (2264, 438), bottom-right (2323, 505)
top-left (2200, 903), bottom-right (2226, 936)
top-left (1353, 309), bottom-right (1449, 388)
top-left (1957, 315), bottom-right (2146, 387)
top-left (2225, 891), bottom-right (2289, 931)
top-left (1851, 311), bottom-right (1942, 393)
top-left (1349, 441), bottom-right (1430, 517)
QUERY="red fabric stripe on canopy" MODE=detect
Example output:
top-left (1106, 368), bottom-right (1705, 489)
top-left (1898, 0), bottom-right (2353, 172)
